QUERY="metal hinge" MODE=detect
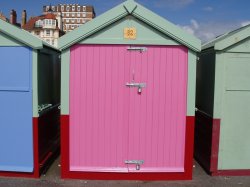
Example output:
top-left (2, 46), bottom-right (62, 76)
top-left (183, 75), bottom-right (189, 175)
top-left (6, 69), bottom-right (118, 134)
top-left (125, 160), bottom-right (144, 170)
top-left (127, 47), bottom-right (147, 52)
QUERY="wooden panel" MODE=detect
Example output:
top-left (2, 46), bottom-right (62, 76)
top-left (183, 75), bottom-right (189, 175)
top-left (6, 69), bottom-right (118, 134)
top-left (70, 45), bottom-right (128, 172)
top-left (127, 46), bottom-right (187, 172)
top-left (69, 45), bottom-right (188, 173)
top-left (0, 47), bottom-right (30, 91)
top-left (0, 47), bottom-right (33, 172)
top-left (225, 56), bottom-right (250, 91)
top-left (219, 91), bottom-right (250, 169)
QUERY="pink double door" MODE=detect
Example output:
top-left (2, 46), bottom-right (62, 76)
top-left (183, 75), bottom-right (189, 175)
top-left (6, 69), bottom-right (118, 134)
top-left (70, 45), bottom-right (188, 173)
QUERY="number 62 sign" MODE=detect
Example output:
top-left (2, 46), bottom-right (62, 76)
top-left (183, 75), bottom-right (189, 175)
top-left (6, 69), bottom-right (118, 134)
top-left (124, 27), bottom-right (137, 40)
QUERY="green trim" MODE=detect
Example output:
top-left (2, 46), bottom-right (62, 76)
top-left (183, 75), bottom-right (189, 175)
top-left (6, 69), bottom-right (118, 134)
top-left (187, 50), bottom-right (197, 116)
top-left (32, 50), bottom-right (39, 117)
top-left (0, 19), bottom-right (58, 50)
top-left (131, 3), bottom-right (200, 52)
top-left (61, 49), bottom-right (70, 115)
top-left (59, 0), bottom-right (201, 52)
top-left (212, 52), bottom-right (225, 118)
top-left (59, 4), bottom-right (128, 50)
top-left (202, 24), bottom-right (250, 51)
top-left (0, 31), bottom-right (22, 46)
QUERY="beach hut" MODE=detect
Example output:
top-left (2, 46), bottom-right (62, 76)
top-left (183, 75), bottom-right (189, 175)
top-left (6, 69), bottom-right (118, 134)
top-left (0, 19), bottom-right (60, 178)
top-left (195, 24), bottom-right (250, 176)
top-left (59, 0), bottom-right (201, 180)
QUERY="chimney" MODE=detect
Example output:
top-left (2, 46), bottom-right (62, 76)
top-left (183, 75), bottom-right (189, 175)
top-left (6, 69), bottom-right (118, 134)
top-left (10, 9), bottom-right (17, 25)
top-left (21, 10), bottom-right (27, 28)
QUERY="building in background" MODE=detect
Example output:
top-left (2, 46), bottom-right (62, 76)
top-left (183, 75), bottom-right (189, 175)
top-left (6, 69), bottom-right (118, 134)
top-left (23, 13), bottom-right (64, 47)
top-left (0, 12), bottom-right (8, 22)
top-left (43, 4), bottom-right (95, 32)
top-left (0, 9), bottom-right (25, 27)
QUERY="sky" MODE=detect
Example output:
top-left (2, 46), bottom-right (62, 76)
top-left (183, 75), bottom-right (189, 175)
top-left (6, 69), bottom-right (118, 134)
top-left (0, 0), bottom-right (250, 43)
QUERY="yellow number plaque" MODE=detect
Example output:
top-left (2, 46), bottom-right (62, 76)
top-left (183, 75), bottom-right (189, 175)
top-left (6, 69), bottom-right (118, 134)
top-left (124, 27), bottom-right (137, 40)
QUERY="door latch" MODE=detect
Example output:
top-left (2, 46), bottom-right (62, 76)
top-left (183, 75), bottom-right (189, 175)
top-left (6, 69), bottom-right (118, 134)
top-left (126, 83), bottom-right (146, 93)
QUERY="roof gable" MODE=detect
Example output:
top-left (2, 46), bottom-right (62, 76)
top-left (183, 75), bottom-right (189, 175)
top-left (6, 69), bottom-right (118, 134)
top-left (59, 0), bottom-right (201, 52)
top-left (79, 16), bottom-right (180, 45)
top-left (202, 24), bottom-right (250, 51)
top-left (0, 19), bottom-right (43, 49)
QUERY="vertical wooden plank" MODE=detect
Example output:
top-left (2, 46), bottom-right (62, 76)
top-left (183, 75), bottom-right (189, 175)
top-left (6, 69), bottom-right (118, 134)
top-left (157, 47), bottom-right (167, 167)
top-left (164, 47), bottom-right (173, 167)
top-left (98, 45), bottom-right (107, 167)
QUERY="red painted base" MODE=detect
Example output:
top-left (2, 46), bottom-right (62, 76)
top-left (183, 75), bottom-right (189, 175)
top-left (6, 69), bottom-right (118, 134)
top-left (61, 115), bottom-right (195, 180)
top-left (212, 170), bottom-right (250, 176)
top-left (0, 108), bottom-right (60, 178)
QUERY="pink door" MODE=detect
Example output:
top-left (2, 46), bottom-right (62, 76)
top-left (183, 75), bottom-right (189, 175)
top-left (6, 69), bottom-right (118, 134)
top-left (69, 45), bottom-right (188, 173)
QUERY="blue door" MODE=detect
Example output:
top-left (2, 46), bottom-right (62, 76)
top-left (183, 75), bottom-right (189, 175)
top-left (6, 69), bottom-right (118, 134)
top-left (0, 47), bottom-right (33, 172)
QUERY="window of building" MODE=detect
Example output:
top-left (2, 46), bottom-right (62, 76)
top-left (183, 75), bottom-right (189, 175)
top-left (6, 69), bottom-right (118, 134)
top-left (35, 20), bottom-right (43, 27)
top-left (62, 13), bottom-right (64, 16)
top-left (45, 19), bottom-right (49, 25)
top-left (82, 6), bottom-right (86, 11)
top-left (35, 31), bottom-right (40, 35)
top-left (72, 13), bottom-right (75, 17)
top-left (52, 20), bottom-right (56, 25)
top-left (77, 13), bottom-right (80, 17)
top-left (52, 40), bottom-right (54, 46)
top-left (77, 6), bottom-right (80, 11)
top-left (72, 6), bottom-right (75, 11)
top-left (71, 25), bottom-right (74, 29)
top-left (52, 6), bottom-right (55, 11)
top-left (66, 19), bottom-right (69, 23)
top-left (72, 19), bottom-right (75, 23)
top-left (46, 30), bottom-right (50, 36)
top-left (82, 13), bottom-right (86, 17)
top-left (66, 13), bottom-right (69, 17)
top-left (61, 6), bottom-right (64, 11)
top-left (46, 6), bottom-right (49, 11)
top-left (77, 19), bottom-right (80, 23)
top-left (66, 6), bottom-right (70, 11)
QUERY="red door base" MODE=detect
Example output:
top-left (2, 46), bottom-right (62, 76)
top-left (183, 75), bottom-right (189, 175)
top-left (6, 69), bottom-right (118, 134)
top-left (61, 115), bottom-right (195, 180)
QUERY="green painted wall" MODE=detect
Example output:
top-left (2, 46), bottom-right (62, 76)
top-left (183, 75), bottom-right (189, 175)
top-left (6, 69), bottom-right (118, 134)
top-left (227, 37), bottom-right (250, 53)
top-left (196, 49), bottom-right (216, 116)
top-left (61, 49), bottom-right (70, 115)
top-left (80, 16), bottom-right (180, 45)
top-left (218, 53), bottom-right (250, 170)
top-left (187, 50), bottom-right (197, 116)
top-left (32, 50), bottom-right (39, 117)
top-left (0, 31), bottom-right (22, 46)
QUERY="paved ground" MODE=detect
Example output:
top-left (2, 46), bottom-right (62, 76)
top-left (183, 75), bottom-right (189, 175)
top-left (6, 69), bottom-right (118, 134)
top-left (0, 157), bottom-right (250, 187)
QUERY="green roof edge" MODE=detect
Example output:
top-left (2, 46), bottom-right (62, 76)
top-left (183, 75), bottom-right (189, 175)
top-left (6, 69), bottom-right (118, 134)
top-left (0, 19), bottom-right (45, 49)
top-left (59, 0), bottom-right (201, 52)
top-left (202, 24), bottom-right (250, 51)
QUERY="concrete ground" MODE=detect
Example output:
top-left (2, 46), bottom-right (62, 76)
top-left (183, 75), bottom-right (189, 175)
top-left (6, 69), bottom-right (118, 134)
top-left (0, 158), bottom-right (250, 187)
